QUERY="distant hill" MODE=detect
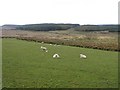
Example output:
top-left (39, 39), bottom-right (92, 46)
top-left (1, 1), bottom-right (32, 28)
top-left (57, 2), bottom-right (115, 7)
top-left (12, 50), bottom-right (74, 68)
top-left (2, 24), bottom-right (80, 31)
top-left (74, 25), bottom-right (118, 32)
top-left (2, 24), bottom-right (20, 30)
top-left (2, 24), bottom-right (119, 32)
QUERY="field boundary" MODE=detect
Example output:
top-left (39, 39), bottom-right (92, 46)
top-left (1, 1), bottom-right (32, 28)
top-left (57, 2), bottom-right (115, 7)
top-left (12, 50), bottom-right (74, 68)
top-left (2, 36), bottom-right (119, 52)
top-left (16, 37), bottom-right (119, 52)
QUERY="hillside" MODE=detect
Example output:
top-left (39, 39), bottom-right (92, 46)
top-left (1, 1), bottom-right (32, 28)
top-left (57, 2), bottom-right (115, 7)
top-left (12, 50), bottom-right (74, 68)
top-left (73, 25), bottom-right (118, 32)
top-left (2, 24), bottom-right (20, 30)
top-left (2, 24), bottom-right (119, 32)
top-left (2, 24), bottom-right (80, 31)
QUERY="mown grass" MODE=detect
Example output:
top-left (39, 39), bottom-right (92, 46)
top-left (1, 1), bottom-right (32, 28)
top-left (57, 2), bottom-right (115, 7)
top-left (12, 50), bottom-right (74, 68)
top-left (2, 38), bottom-right (118, 88)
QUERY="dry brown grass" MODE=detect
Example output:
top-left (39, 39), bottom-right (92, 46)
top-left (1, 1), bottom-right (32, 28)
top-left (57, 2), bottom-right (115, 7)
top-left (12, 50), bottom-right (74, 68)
top-left (2, 29), bottom-right (119, 51)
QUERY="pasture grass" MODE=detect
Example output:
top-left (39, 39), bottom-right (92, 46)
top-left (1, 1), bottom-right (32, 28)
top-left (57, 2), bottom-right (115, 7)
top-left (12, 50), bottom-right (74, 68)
top-left (2, 38), bottom-right (118, 88)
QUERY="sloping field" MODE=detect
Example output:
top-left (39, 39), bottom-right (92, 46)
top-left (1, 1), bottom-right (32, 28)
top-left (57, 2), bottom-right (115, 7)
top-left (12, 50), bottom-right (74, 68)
top-left (2, 38), bottom-right (118, 88)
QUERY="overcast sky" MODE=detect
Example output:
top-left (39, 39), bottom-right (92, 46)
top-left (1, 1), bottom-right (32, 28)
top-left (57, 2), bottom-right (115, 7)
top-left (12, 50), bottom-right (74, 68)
top-left (0, 0), bottom-right (119, 25)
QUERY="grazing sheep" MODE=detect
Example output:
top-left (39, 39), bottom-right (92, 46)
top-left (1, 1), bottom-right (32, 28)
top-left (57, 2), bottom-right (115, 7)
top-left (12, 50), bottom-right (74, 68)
top-left (41, 46), bottom-right (48, 52)
top-left (41, 42), bottom-right (44, 44)
top-left (46, 50), bottom-right (48, 52)
top-left (49, 44), bottom-right (52, 45)
top-left (80, 54), bottom-right (86, 59)
top-left (53, 54), bottom-right (60, 58)
top-left (41, 46), bottom-right (47, 50)
top-left (41, 46), bottom-right (47, 51)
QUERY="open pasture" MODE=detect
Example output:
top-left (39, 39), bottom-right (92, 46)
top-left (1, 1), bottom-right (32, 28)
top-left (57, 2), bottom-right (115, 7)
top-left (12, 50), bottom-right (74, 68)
top-left (2, 38), bottom-right (118, 88)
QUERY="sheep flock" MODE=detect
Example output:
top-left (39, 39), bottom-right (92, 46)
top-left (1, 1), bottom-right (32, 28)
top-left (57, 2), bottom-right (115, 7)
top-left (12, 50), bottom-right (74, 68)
top-left (40, 42), bottom-right (87, 59)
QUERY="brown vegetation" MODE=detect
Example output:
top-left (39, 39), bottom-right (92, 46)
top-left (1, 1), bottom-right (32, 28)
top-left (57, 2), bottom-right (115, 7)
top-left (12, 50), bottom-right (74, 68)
top-left (2, 29), bottom-right (119, 51)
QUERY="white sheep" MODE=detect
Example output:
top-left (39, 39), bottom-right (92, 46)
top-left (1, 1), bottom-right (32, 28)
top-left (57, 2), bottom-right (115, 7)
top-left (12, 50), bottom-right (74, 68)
top-left (53, 54), bottom-right (60, 58)
top-left (41, 46), bottom-right (47, 50)
top-left (46, 50), bottom-right (48, 52)
top-left (80, 54), bottom-right (87, 59)
top-left (41, 46), bottom-right (48, 52)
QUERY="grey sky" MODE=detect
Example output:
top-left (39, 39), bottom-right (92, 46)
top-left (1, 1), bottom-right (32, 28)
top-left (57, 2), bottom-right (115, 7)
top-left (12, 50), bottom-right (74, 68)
top-left (0, 0), bottom-right (119, 25)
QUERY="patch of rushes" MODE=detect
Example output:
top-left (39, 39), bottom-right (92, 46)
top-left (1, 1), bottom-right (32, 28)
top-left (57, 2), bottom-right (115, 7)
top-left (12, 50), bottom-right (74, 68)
top-left (16, 36), bottom-right (119, 51)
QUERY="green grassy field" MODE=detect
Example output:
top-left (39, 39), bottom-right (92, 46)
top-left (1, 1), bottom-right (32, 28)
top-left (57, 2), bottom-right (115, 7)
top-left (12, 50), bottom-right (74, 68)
top-left (2, 38), bottom-right (118, 88)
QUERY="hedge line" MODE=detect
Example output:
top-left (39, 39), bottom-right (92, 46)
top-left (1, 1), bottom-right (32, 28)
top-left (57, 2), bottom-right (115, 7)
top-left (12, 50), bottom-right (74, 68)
top-left (15, 37), bottom-right (119, 52)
